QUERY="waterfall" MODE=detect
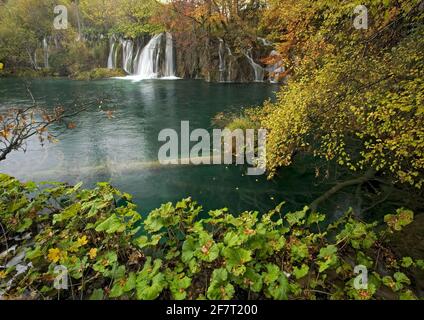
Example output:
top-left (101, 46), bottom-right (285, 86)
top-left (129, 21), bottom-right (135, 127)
top-left (218, 39), bottom-right (225, 82)
top-left (244, 50), bottom-right (264, 82)
top-left (164, 32), bottom-right (176, 77)
top-left (130, 33), bottom-right (178, 80)
top-left (110, 32), bottom-right (179, 81)
top-left (258, 37), bottom-right (273, 47)
top-left (226, 44), bottom-right (233, 82)
top-left (134, 33), bottom-right (163, 79)
top-left (43, 37), bottom-right (49, 69)
top-left (132, 40), bottom-right (143, 74)
top-left (107, 37), bottom-right (117, 69)
top-left (122, 40), bottom-right (134, 74)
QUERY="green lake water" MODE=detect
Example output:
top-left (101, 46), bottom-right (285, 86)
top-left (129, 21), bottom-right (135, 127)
top-left (0, 78), bottom-right (341, 216)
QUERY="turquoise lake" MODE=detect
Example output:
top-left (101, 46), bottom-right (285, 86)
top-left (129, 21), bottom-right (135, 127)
top-left (0, 78), bottom-right (334, 216)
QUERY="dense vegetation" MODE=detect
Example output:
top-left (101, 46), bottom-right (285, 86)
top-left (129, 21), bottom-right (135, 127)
top-left (0, 0), bottom-right (423, 300)
top-left (0, 0), bottom-right (162, 77)
top-left (1, 174), bottom-right (423, 300)
top-left (225, 0), bottom-right (424, 216)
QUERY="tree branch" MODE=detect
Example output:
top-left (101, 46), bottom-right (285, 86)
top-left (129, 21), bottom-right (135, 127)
top-left (309, 169), bottom-right (376, 213)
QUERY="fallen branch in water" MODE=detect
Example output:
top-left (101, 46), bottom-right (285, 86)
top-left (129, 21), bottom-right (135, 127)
top-left (309, 169), bottom-right (376, 213)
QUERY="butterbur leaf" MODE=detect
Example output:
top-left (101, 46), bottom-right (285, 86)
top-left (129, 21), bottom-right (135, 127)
top-left (169, 274), bottom-right (192, 300)
top-left (401, 257), bottom-right (414, 268)
top-left (93, 251), bottom-right (118, 274)
top-left (53, 203), bottom-right (81, 224)
top-left (356, 251), bottom-right (373, 268)
top-left (136, 273), bottom-right (166, 300)
top-left (394, 272), bottom-right (410, 286)
top-left (293, 264), bottom-right (309, 279)
top-left (222, 247), bottom-right (252, 276)
top-left (266, 274), bottom-right (289, 300)
top-left (416, 260), bottom-right (424, 270)
top-left (290, 243), bottom-right (309, 262)
top-left (317, 245), bottom-right (338, 272)
top-left (285, 208), bottom-right (307, 226)
top-left (307, 212), bottom-right (325, 226)
top-left (263, 264), bottom-right (280, 285)
top-left (16, 218), bottom-right (33, 233)
top-left (123, 272), bottom-right (137, 292)
top-left (242, 268), bottom-right (263, 293)
top-left (89, 289), bottom-right (104, 300)
top-left (207, 268), bottom-right (235, 300)
top-left (223, 231), bottom-right (244, 247)
top-left (136, 258), bottom-right (166, 300)
top-left (109, 282), bottom-right (125, 298)
top-left (384, 209), bottom-right (413, 232)
top-left (182, 237), bottom-right (198, 264)
top-left (197, 238), bottom-right (219, 263)
top-left (95, 214), bottom-right (126, 234)
top-left (399, 290), bottom-right (417, 300)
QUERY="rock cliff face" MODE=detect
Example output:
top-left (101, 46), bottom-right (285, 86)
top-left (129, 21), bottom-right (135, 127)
top-left (106, 33), bottom-right (285, 83)
top-left (174, 35), bottom-right (284, 83)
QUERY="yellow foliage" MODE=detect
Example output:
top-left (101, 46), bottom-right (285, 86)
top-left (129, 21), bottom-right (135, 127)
top-left (47, 248), bottom-right (62, 263)
top-left (88, 248), bottom-right (98, 260)
top-left (77, 235), bottom-right (88, 247)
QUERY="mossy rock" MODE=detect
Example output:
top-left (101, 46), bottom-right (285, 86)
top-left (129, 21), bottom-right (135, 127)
top-left (72, 68), bottom-right (126, 81)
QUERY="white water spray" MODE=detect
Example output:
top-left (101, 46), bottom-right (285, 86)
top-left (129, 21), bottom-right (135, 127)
top-left (244, 49), bottom-right (264, 82)
top-left (43, 37), bottom-right (49, 69)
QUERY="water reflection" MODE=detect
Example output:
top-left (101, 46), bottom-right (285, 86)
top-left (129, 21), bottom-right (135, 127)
top-left (0, 78), bottom-right (325, 215)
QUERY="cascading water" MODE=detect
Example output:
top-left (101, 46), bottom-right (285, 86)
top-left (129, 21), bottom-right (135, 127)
top-left (218, 38), bottom-right (225, 82)
top-left (43, 37), bottom-right (49, 69)
top-left (133, 33), bottom-right (163, 79)
top-left (107, 37), bottom-right (118, 69)
top-left (226, 44), bottom-right (233, 82)
top-left (244, 49), bottom-right (265, 82)
top-left (122, 40), bottom-right (134, 74)
top-left (108, 32), bottom-right (178, 80)
top-left (164, 32), bottom-right (176, 77)
top-left (258, 37), bottom-right (273, 47)
top-left (121, 33), bottom-right (178, 80)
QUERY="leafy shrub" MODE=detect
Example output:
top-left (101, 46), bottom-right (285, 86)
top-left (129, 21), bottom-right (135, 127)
top-left (0, 174), bottom-right (422, 300)
top-left (73, 68), bottom-right (126, 81)
top-left (225, 116), bottom-right (258, 132)
top-left (0, 68), bottom-right (56, 78)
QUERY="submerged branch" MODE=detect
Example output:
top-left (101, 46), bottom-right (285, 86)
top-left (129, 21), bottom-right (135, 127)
top-left (309, 169), bottom-right (376, 213)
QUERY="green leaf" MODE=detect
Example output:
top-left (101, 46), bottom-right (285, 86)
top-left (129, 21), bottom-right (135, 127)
top-left (53, 203), bottom-right (81, 224)
top-left (89, 289), bottom-right (104, 300)
top-left (182, 237), bottom-right (197, 263)
top-left (16, 218), bottom-right (33, 233)
top-left (222, 247), bottom-right (252, 276)
top-left (267, 274), bottom-right (289, 300)
top-left (124, 272), bottom-right (137, 292)
top-left (401, 257), bottom-right (414, 268)
top-left (317, 245), bottom-right (338, 272)
top-left (307, 212), bottom-right (325, 226)
top-left (394, 272), bottom-right (410, 286)
top-left (399, 290), bottom-right (417, 300)
top-left (263, 264), bottom-right (280, 285)
top-left (285, 209), bottom-right (307, 226)
top-left (95, 214), bottom-right (126, 234)
top-left (290, 243), bottom-right (309, 262)
top-left (207, 268), bottom-right (235, 300)
top-left (293, 264), bottom-right (309, 279)
top-left (169, 273), bottom-right (192, 300)
top-left (109, 282), bottom-right (125, 298)
top-left (384, 209), bottom-right (414, 232)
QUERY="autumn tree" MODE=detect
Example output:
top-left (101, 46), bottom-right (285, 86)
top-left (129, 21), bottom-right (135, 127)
top-left (0, 84), bottom-right (100, 162)
top-left (238, 0), bottom-right (424, 213)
